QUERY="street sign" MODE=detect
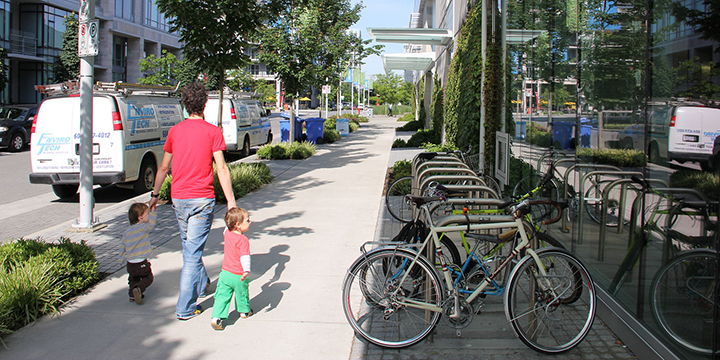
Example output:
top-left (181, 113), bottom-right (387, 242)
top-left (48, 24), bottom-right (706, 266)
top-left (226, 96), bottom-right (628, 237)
top-left (78, 20), bottom-right (99, 57)
top-left (322, 85), bottom-right (331, 94)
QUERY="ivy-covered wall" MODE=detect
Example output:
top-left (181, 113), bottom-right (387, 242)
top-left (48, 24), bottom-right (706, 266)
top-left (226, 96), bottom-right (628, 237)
top-left (431, 72), bottom-right (444, 143)
top-left (445, 5), bottom-right (483, 151)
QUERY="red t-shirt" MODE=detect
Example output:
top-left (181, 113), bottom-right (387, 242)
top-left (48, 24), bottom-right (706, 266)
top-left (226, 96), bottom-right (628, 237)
top-left (222, 229), bottom-right (250, 275)
top-left (164, 118), bottom-right (225, 199)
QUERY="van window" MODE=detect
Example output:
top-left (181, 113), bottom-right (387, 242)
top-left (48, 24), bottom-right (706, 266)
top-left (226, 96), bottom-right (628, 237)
top-left (236, 101), bottom-right (251, 126)
top-left (246, 102), bottom-right (261, 120)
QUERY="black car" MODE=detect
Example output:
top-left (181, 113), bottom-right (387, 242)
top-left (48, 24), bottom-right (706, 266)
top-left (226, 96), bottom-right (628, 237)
top-left (0, 105), bottom-right (39, 152)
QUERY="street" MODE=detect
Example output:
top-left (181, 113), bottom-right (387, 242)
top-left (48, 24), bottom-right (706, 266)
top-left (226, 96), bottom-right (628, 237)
top-left (0, 108), bottom-right (350, 244)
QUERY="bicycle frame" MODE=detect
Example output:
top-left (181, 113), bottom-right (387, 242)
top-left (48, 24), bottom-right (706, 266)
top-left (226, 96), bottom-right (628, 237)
top-left (386, 202), bottom-right (555, 313)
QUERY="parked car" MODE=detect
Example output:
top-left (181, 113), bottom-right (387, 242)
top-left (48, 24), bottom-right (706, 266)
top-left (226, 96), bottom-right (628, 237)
top-left (0, 104), bottom-right (38, 152)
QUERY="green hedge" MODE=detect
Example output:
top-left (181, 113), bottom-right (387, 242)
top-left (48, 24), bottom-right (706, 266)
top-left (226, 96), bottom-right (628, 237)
top-left (159, 162), bottom-right (274, 202)
top-left (397, 120), bottom-right (423, 132)
top-left (257, 141), bottom-right (316, 160)
top-left (323, 129), bottom-right (341, 143)
top-left (0, 238), bottom-right (98, 335)
top-left (670, 169), bottom-right (720, 201)
top-left (576, 148), bottom-right (647, 168)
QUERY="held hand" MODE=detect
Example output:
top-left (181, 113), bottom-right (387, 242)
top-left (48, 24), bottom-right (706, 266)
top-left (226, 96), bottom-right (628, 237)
top-left (148, 197), bottom-right (159, 211)
top-left (241, 272), bottom-right (249, 281)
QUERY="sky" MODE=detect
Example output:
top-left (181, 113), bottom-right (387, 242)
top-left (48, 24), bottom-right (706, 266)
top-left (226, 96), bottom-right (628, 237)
top-left (351, 0), bottom-right (416, 78)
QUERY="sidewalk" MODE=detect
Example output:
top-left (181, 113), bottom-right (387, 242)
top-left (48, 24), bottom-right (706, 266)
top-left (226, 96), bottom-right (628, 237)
top-left (0, 115), bottom-right (637, 360)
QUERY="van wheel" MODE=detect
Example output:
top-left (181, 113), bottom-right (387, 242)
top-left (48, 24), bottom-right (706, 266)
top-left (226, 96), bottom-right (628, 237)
top-left (52, 184), bottom-right (78, 198)
top-left (267, 132), bottom-right (273, 144)
top-left (10, 133), bottom-right (24, 152)
top-left (240, 137), bottom-right (250, 157)
top-left (620, 137), bottom-right (633, 149)
top-left (648, 143), bottom-right (663, 164)
top-left (700, 161), bottom-right (711, 172)
top-left (134, 159), bottom-right (157, 195)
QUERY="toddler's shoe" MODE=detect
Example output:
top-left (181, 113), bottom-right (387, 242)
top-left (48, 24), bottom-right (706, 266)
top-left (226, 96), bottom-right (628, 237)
top-left (177, 305), bottom-right (202, 321)
top-left (239, 309), bottom-right (254, 319)
top-left (211, 318), bottom-right (224, 331)
top-left (132, 287), bottom-right (143, 305)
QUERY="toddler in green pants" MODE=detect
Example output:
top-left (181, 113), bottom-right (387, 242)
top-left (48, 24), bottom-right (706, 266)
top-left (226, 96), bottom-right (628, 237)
top-left (211, 207), bottom-right (253, 330)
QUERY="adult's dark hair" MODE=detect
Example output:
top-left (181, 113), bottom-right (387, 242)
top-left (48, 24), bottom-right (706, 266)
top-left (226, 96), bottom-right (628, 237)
top-left (181, 82), bottom-right (208, 116)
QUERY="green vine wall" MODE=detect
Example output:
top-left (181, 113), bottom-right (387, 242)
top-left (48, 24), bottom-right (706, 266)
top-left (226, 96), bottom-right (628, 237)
top-left (431, 72), bottom-right (444, 143)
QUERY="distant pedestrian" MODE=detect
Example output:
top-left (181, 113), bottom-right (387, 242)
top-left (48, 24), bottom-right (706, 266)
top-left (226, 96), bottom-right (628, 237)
top-left (211, 207), bottom-right (254, 330)
top-left (149, 82), bottom-right (237, 321)
top-left (119, 202), bottom-right (156, 305)
top-left (389, 103), bottom-right (393, 117)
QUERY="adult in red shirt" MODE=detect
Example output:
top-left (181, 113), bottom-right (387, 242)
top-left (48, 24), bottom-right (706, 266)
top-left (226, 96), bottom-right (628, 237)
top-left (149, 82), bottom-right (236, 320)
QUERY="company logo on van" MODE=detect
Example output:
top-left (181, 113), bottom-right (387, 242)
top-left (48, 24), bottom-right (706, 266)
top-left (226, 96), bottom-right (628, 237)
top-left (35, 133), bottom-right (71, 155)
top-left (128, 104), bottom-right (156, 135)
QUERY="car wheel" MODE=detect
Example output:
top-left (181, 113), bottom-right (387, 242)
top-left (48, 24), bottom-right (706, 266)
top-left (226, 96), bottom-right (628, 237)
top-left (240, 136), bottom-right (250, 157)
top-left (620, 137), bottom-right (634, 149)
top-left (52, 184), bottom-right (79, 198)
top-left (10, 133), bottom-right (24, 152)
top-left (134, 158), bottom-right (157, 195)
top-left (700, 161), bottom-right (711, 172)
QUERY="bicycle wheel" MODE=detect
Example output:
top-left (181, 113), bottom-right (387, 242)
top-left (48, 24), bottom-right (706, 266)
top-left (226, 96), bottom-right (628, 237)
top-left (534, 233), bottom-right (583, 304)
top-left (513, 174), bottom-right (561, 222)
top-left (437, 234), bottom-right (462, 268)
top-left (584, 180), bottom-right (639, 227)
top-left (342, 248), bottom-right (444, 348)
top-left (650, 249), bottom-right (718, 354)
top-left (504, 248), bottom-right (596, 354)
top-left (386, 176), bottom-right (414, 223)
top-left (478, 174), bottom-right (503, 199)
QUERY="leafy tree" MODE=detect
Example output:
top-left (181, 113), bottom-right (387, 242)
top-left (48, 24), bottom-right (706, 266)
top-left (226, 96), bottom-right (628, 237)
top-left (373, 73), bottom-right (404, 106)
top-left (675, 57), bottom-right (720, 99)
top-left (397, 81), bottom-right (414, 106)
top-left (138, 50), bottom-right (181, 86)
top-left (54, 14), bottom-right (79, 82)
top-left (156, 0), bottom-right (278, 130)
top-left (672, 0), bottom-right (720, 53)
top-left (226, 69), bottom-right (255, 91)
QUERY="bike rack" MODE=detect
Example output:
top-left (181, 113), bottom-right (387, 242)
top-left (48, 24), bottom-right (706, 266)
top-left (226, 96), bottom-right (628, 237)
top-left (415, 167), bottom-right (479, 192)
top-left (419, 175), bottom-right (499, 199)
top-left (578, 171), bottom-right (644, 245)
top-left (560, 164), bottom-right (622, 232)
top-left (536, 150), bottom-right (575, 174)
top-left (646, 187), bottom-right (707, 264)
top-left (596, 178), bottom-right (644, 261)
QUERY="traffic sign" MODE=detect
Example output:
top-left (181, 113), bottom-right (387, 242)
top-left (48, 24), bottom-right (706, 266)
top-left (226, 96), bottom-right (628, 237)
top-left (78, 20), bottom-right (99, 57)
top-left (322, 85), bottom-right (331, 94)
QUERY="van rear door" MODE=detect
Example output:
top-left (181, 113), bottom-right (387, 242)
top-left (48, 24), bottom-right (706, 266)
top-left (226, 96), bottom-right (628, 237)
top-left (669, 106), bottom-right (705, 157)
top-left (204, 98), bottom-right (236, 149)
top-left (31, 96), bottom-right (123, 176)
top-left (700, 108), bottom-right (720, 156)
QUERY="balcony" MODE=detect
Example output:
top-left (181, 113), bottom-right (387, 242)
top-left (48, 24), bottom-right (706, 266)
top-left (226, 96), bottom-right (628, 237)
top-left (9, 30), bottom-right (37, 58)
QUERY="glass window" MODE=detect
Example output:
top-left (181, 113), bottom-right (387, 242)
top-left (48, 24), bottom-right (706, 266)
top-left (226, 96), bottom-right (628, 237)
top-left (115, 0), bottom-right (134, 21)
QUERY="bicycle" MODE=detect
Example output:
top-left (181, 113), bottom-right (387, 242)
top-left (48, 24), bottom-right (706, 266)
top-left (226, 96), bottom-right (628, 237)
top-left (342, 192), bottom-right (596, 353)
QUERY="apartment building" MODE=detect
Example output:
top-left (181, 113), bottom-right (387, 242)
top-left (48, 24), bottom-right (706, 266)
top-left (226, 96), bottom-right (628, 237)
top-left (2, 0), bottom-right (181, 105)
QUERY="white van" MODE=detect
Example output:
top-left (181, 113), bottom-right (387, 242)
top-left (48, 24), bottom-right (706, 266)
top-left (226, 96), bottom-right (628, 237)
top-left (204, 91), bottom-right (272, 157)
top-left (617, 101), bottom-right (720, 170)
top-left (29, 82), bottom-right (184, 198)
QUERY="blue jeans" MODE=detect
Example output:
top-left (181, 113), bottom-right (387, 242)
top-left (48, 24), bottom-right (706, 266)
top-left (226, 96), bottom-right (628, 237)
top-left (172, 198), bottom-right (215, 317)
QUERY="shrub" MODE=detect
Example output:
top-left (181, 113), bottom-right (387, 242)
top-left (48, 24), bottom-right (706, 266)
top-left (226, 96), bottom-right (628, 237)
top-left (257, 141), bottom-right (316, 160)
top-left (323, 118), bottom-right (337, 130)
top-left (391, 160), bottom-right (412, 180)
top-left (349, 120), bottom-right (359, 133)
top-left (506, 156), bottom-right (537, 195)
top-left (159, 162), bottom-right (274, 202)
top-left (526, 124), bottom-right (551, 148)
top-left (421, 143), bottom-right (458, 152)
top-left (0, 237), bottom-right (98, 335)
top-left (407, 129), bottom-right (438, 147)
top-left (392, 138), bottom-right (407, 148)
top-left (323, 129), bottom-right (341, 143)
top-left (215, 162), bottom-right (273, 200)
top-left (397, 120), bottom-right (423, 132)
top-left (576, 148), bottom-right (647, 168)
top-left (399, 113), bottom-right (414, 122)
top-left (670, 170), bottom-right (720, 201)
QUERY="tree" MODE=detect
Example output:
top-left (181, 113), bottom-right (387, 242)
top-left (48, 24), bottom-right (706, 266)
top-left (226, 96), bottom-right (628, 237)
top-left (373, 73), bottom-right (404, 106)
top-left (54, 14), bottom-right (79, 83)
top-left (155, 0), bottom-right (278, 130)
top-left (675, 57), bottom-right (720, 99)
top-left (258, 0), bottom-right (380, 101)
top-left (138, 50), bottom-right (181, 86)
top-left (396, 81), bottom-right (414, 106)
top-left (672, 0), bottom-right (720, 53)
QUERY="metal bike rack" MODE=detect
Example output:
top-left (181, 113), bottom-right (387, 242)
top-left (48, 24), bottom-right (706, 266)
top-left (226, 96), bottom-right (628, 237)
top-left (578, 171), bottom-right (644, 245)
top-left (597, 178), bottom-right (644, 261)
top-left (419, 175), bottom-right (499, 199)
top-left (560, 164), bottom-right (622, 231)
top-left (536, 150), bottom-right (575, 174)
top-left (415, 167), bottom-right (478, 191)
top-left (648, 187), bottom-right (706, 264)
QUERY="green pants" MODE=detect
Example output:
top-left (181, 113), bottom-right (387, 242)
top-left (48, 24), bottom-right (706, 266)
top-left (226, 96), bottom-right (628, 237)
top-left (211, 269), bottom-right (250, 319)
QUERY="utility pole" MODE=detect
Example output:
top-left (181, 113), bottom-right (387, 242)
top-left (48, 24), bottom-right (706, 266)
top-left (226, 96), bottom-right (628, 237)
top-left (74, 0), bottom-right (103, 231)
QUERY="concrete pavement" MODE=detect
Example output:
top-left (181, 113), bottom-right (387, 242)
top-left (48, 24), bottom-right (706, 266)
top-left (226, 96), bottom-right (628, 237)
top-left (0, 115), bottom-right (637, 360)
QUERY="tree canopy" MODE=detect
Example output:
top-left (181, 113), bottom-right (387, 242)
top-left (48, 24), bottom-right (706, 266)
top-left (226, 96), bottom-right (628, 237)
top-left (372, 73), bottom-right (405, 106)
top-left (257, 0), bottom-right (381, 100)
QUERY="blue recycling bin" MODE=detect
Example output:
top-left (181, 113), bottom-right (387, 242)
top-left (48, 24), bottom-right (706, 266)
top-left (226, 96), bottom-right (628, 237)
top-left (516, 121), bottom-right (527, 140)
top-left (580, 124), bottom-right (592, 148)
top-left (550, 121), bottom-right (574, 149)
top-left (279, 113), bottom-right (304, 142)
top-left (304, 117), bottom-right (326, 144)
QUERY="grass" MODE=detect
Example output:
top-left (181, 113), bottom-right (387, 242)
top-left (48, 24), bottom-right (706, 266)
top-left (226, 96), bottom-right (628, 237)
top-left (257, 141), bottom-right (316, 160)
top-left (670, 169), bottom-right (720, 201)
